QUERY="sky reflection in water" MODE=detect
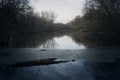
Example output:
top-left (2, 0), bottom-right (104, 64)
top-left (0, 60), bottom-right (120, 80)
top-left (39, 35), bottom-right (86, 49)
top-left (0, 61), bottom-right (93, 80)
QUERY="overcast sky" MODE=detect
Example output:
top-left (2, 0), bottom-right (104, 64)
top-left (30, 0), bottom-right (86, 23)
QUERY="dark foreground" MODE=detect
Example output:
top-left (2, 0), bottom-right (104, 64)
top-left (0, 47), bottom-right (120, 80)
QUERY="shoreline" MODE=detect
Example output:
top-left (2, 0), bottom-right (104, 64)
top-left (0, 46), bottom-right (120, 65)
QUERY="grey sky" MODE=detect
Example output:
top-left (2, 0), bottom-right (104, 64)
top-left (30, 0), bottom-right (85, 23)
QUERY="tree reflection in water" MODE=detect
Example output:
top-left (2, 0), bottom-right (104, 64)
top-left (39, 39), bottom-right (57, 49)
top-left (0, 32), bottom-right (68, 48)
top-left (0, 32), bottom-right (85, 49)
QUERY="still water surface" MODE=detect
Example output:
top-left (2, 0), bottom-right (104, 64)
top-left (0, 60), bottom-right (120, 80)
top-left (0, 33), bottom-right (119, 80)
top-left (0, 32), bottom-right (86, 49)
top-left (39, 35), bottom-right (86, 49)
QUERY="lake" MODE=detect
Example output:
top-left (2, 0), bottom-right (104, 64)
top-left (39, 35), bottom-right (86, 49)
top-left (0, 32), bottom-right (120, 80)
top-left (1, 61), bottom-right (120, 80)
top-left (1, 47), bottom-right (120, 80)
top-left (0, 32), bottom-right (86, 49)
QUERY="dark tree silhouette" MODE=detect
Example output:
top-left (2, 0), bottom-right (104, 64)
top-left (70, 0), bottom-right (120, 47)
top-left (0, 0), bottom-right (31, 35)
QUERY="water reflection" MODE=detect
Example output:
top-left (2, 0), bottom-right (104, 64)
top-left (0, 61), bottom-right (120, 80)
top-left (39, 35), bottom-right (86, 49)
top-left (0, 32), bottom-right (86, 49)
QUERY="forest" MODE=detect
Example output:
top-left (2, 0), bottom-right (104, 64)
top-left (0, 0), bottom-right (120, 47)
top-left (70, 0), bottom-right (120, 47)
top-left (0, 0), bottom-right (70, 45)
top-left (0, 0), bottom-right (69, 35)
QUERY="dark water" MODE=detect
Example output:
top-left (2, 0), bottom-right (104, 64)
top-left (0, 32), bottom-right (120, 80)
top-left (0, 32), bottom-right (86, 49)
top-left (39, 35), bottom-right (86, 49)
top-left (0, 47), bottom-right (120, 80)
top-left (0, 61), bottom-right (120, 80)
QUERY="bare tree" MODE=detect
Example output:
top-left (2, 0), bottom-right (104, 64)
top-left (85, 0), bottom-right (120, 33)
top-left (40, 11), bottom-right (58, 23)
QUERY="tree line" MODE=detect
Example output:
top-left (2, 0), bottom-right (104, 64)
top-left (70, 0), bottom-right (120, 46)
top-left (0, 0), bottom-right (70, 44)
top-left (0, 0), bottom-right (69, 35)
